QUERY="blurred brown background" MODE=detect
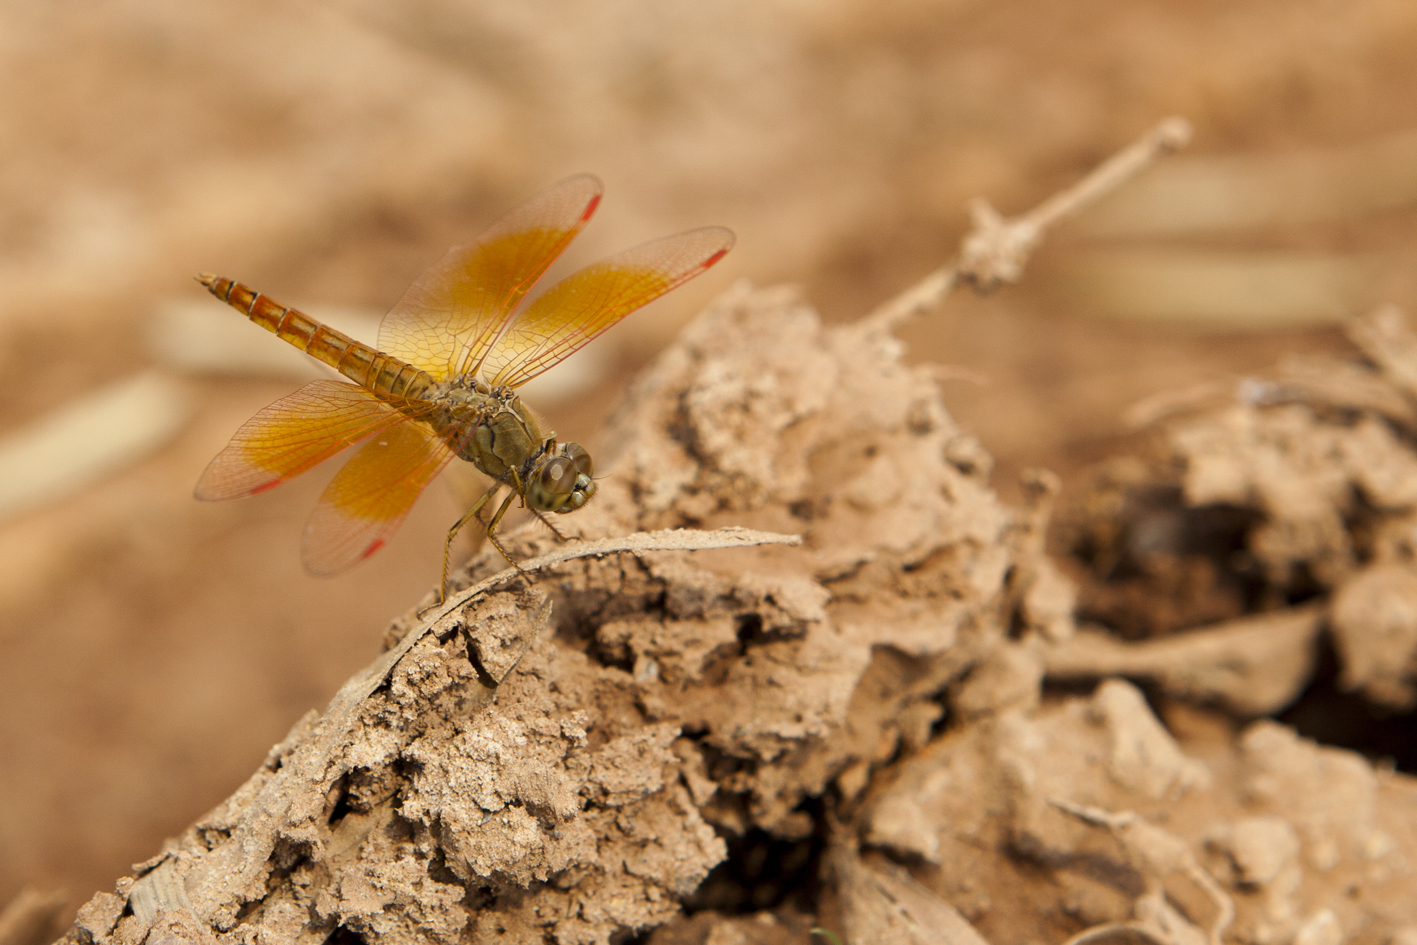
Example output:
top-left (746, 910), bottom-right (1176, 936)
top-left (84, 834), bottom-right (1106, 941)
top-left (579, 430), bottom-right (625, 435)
top-left (3, 0), bottom-right (1417, 919)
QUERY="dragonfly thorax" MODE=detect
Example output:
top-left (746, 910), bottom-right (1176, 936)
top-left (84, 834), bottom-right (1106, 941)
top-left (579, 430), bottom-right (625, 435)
top-left (428, 378), bottom-right (538, 467)
top-left (425, 378), bottom-right (595, 514)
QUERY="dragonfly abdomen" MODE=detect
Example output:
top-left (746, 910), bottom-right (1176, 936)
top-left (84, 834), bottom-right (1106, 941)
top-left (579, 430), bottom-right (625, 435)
top-left (197, 274), bottom-right (434, 399)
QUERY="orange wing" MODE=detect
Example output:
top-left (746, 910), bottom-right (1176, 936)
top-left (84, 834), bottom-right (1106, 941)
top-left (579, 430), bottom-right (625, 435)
top-left (301, 418), bottom-right (456, 575)
top-left (484, 227), bottom-right (734, 389)
top-left (377, 174), bottom-right (603, 381)
top-left (195, 380), bottom-right (412, 500)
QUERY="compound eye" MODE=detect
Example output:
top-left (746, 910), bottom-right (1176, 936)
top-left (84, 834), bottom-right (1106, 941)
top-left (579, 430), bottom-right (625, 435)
top-left (538, 456), bottom-right (578, 497)
top-left (565, 442), bottom-right (593, 479)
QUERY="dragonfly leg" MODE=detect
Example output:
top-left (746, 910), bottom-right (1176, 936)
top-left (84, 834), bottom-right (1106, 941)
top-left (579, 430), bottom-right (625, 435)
top-left (530, 508), bottom-right (569, 542)
top-left (439, 482), bottom-right (501, 605)
top-left (484, 491), bottom-right (531, 578)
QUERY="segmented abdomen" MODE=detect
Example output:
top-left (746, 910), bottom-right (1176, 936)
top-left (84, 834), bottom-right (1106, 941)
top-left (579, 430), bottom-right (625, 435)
top-left (197, 274), bottom-right (434, 400)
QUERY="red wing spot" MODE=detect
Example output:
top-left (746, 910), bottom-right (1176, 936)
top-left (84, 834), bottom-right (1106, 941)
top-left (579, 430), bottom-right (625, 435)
top-left (580, 194), bottom-right (602, 222)
top-left (362, 538), bottom-right (386, 560)
top-left (250, 480), bottom-right (281, 495)
top-left (703, 249), bottom-right (730, 268)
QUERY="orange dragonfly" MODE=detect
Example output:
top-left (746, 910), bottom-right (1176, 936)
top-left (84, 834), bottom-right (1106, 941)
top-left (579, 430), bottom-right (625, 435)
top-left (195, 174), bottom-right (733, 594)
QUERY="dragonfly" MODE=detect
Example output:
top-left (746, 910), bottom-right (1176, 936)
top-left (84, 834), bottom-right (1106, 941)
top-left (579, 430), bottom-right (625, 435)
top-left (195, 174), bottom-right (733, 597)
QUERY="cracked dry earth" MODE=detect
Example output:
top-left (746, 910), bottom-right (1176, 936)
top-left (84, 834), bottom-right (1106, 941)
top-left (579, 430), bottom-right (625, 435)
top-left (54, 286), bottom-right (1417, 945)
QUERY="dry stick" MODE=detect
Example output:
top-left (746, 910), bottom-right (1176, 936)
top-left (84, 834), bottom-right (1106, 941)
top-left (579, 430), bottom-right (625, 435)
top-left (857, 116), bottom-right (1193, 337)
top-left (132, 527), bottom-right (801, 922)
top-left (1050, 799), bottom-right (1234, 945)
top-left (422, 526), bottom-right (802, 661)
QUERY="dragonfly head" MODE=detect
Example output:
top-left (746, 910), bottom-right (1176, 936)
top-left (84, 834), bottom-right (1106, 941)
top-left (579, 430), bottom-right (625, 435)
top-left (528, 442), bottom-right (596, 514)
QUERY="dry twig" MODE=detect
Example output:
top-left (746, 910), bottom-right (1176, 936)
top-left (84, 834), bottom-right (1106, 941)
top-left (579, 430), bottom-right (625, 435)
top-left (858, 116), bottom-right (1193, 335)
top-left (1051, 799), bottom-right (1234, 945)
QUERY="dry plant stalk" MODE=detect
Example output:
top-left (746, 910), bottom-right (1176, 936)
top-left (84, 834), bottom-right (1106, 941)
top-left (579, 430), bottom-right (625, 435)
top-left (50, 119), bottom-right (1214, 945)
top-left (859, 116), bottom-right (1193, 334)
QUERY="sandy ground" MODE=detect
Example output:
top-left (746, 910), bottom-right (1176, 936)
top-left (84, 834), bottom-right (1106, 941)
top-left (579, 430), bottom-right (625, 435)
top-left (4, 0), bottom-right (1417, 937)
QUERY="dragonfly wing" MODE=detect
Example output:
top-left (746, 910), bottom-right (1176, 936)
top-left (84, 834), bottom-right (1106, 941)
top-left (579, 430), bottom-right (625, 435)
top-left (377, 174), bottom-right (604, 381)
top-left (302, 417), bottom-right (456, 575)
top-left (485, 227), bottom-right (734, 389)
top-left (195, 380), bottom-right (406, 500)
